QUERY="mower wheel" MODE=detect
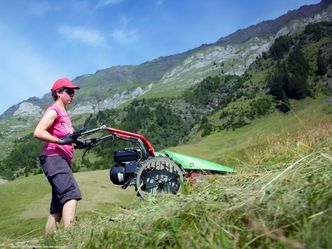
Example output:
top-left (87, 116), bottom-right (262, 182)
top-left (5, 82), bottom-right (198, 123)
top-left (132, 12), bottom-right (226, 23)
top-left (136, 157), bottom-right (184, 198)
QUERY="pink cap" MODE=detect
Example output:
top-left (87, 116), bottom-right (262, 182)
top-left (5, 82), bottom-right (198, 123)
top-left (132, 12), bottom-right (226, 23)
top-left (51, 78), bottom-right (80, 91)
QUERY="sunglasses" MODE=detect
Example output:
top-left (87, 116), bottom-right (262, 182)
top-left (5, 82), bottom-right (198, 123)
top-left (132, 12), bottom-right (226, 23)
top-left (64, 88), bottom-right (75, 95)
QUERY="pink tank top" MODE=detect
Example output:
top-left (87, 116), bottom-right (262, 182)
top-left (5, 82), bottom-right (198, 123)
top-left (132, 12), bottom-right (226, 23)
top-left (42, 104), bottom-right (74, 165)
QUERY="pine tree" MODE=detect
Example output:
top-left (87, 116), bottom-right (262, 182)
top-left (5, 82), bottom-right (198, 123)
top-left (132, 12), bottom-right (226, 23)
top-left (316, 49), bottom-right (327, 75)
top-left (267, 62), bottom-right (288, 101)
top-left (269, 35), bottom-right (293, 59)
top-left (286, 46), bottom-right (310, 99)
top-left (287, 74), bottom-right (308, 99)
top-left (329, 52), bottom-right (332, 69)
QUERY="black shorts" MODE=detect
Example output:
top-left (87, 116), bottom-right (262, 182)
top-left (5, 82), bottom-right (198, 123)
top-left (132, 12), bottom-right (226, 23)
top-left (39, 155), bottom-right (82, 214)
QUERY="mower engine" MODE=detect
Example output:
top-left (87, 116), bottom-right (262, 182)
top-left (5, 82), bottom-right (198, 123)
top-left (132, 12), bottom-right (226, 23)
top-left (109, 148), bottom-right (140, 186)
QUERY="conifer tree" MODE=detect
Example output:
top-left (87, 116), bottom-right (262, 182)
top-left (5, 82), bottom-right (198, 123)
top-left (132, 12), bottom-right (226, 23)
top-left (316, 49), bottom-right (327, 75)
top-left (267, 62), bottom-right (288, 101)
top-left (286, 46), bottom-right (309, 99)
top-left (269, 35), bottom-right (293, 59)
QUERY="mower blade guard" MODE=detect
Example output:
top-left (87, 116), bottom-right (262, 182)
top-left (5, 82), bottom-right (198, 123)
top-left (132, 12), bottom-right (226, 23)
top-left (160, 150), bottom-right (236, 173)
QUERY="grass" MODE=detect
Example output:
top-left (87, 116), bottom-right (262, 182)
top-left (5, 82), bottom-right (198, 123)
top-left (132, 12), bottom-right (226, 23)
top-left (0, 96), bottom-right (331, 248)
top-left (0, 170), bottom-right (138, 245)
top-left (36, 143), bottom-right (332, 249)
top-left (171, 96), bottom-right (331, 169)
top-left (0, 174), bottom-right (49, 243)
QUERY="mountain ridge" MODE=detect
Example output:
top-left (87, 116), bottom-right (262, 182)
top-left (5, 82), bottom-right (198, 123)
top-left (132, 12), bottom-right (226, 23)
top-left (215, 0), bottom-right (332, 45)
top-left (1, 0), bottom-right (331, 120)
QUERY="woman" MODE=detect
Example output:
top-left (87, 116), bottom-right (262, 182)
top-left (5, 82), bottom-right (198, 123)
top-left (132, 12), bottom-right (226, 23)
top-left (34, 77), bottom-right (81, 234)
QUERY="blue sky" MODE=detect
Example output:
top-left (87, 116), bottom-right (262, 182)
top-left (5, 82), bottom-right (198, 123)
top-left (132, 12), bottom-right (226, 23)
top-left (0, 0), bottom-right (320, 115)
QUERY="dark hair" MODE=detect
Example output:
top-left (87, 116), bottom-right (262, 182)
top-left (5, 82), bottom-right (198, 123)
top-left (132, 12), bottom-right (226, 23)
top-left (51, 87), bottom-right (66, 101)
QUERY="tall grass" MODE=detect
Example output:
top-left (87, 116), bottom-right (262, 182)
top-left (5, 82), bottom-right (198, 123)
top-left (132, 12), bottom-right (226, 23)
top-left (26, 118), bottom-right (331, 249)
top-left (234, 119), bottom-right (332, 171)
top-left (35, 151), bottom-right (331, 249)
top-left (0, 170), bottom-right (137, 248)
top-left (2, 98), bottom-right (331, 249)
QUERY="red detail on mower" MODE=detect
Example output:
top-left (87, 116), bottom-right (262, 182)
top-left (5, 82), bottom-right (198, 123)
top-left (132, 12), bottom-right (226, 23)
top-left (105, 127), bottom-right (155, 157)
top-left (185, 172), bottom-right (202, 184)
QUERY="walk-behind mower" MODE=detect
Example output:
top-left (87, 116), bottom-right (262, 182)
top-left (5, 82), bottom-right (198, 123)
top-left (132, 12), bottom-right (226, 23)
top-left (72, 125), bottom-right (236, 198)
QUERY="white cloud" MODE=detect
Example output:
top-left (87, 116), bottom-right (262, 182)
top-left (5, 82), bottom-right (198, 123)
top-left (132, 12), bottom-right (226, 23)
top-left (57, 25), bottom-right (107, 46)
top-left (112, 28), bottom-right (139, 44)
top-left (111, 16), bottom-right (140, 44)
top-left (95, 0), bottom-right (125, 9)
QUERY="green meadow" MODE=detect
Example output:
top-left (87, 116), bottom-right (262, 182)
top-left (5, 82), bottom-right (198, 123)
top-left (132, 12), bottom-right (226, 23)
top-left (0, 96), bottom-right (331, 248)
top-left (171, 96), bottom-right (332, 168)
top-left (0, 170), bottom-right (138, 245)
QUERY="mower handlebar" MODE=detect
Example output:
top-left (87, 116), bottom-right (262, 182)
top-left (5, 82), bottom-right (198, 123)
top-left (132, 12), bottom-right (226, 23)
top-left (67, 124), bottom-right (155, 157)
top-left (72, 125), bottom-right (107, 139)
top-left (67, 125), bottom-right (108, 149)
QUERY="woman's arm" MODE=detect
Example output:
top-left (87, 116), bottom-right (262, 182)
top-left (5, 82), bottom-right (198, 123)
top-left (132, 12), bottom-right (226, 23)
top-left (33, 109), bottom-right (59, 144)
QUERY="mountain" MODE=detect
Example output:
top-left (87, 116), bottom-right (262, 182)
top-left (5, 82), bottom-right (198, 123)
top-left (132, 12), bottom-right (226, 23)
top-left (215, 0), bottom-right (332, 45)
top-left (1, 0), bottom-right (331, 121)
top-left (1, 18), bottom-right (332, 180)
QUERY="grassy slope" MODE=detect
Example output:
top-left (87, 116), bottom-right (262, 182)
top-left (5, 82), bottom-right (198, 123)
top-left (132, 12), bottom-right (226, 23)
top-left (0, 96), bottom-right (331, 248)
top-left (33, 95), bottom-right (330, 249)
top-left (171, 96), bottom-right (331, 169)
top-left (0, 170), bottom-right (138, 244)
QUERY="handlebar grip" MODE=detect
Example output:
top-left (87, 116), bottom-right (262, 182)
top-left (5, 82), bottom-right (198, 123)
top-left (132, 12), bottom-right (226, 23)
top-left (79, 125), bottom-right (107, 136)
top-left (72, 129), bottom-right (86, 139)
top-left (71, 125), bottom-right (107, 139)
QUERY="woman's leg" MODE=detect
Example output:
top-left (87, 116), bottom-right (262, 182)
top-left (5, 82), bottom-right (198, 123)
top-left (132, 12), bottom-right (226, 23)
top-left (62, 199), bottom-right (78, 228)
top-left (45, 213), bottom-right (61, 235)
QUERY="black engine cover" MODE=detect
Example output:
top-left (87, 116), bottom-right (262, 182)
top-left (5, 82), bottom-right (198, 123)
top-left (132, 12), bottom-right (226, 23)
top-left (113, 149), bottom-right (139, 163)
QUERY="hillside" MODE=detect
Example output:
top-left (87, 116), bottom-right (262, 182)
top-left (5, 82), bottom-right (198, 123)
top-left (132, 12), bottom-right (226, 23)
top-left (0, 2), bottom-right (331, 248)
top-left (0, 1), bottom-right (331, 168)
top-left (1, 20), bottom-right (332, 180)
top-left (0, 95), bottom-right (331, 248)
top-left (215, 0), bottom-right (332, 45)
top-left (0, 170), bottom-right (138, 244)
top-left (0, 26), bottom-right (331, 249)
